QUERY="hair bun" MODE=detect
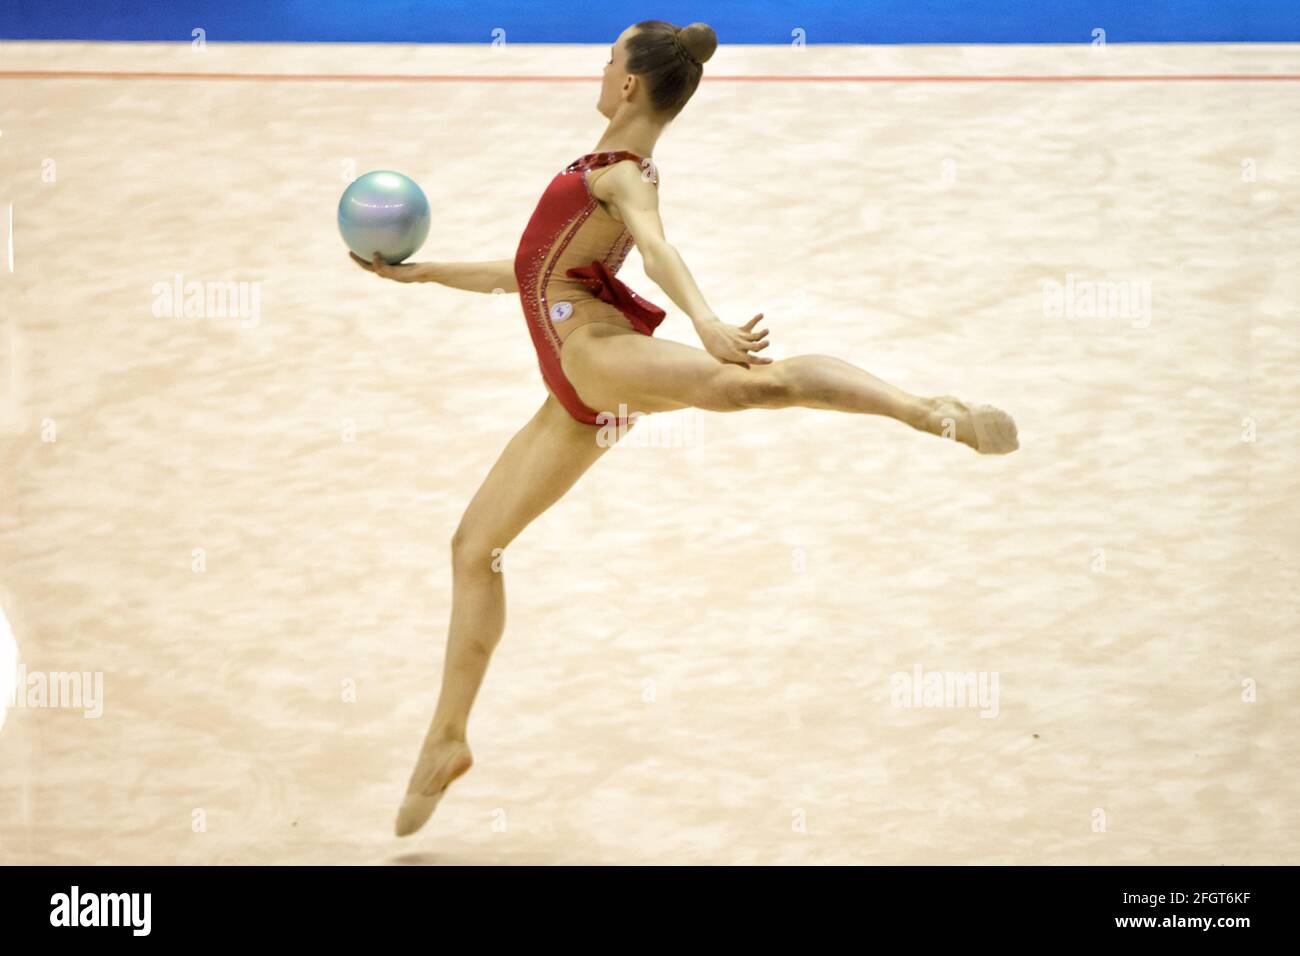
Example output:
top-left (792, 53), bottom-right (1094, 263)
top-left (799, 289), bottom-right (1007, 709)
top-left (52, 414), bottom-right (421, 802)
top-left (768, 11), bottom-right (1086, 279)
top-left (678, 23), bottom-right (717, 65)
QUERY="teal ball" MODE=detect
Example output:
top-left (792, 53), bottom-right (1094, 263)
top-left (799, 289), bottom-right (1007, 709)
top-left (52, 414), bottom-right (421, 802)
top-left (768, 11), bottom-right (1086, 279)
top-left (338, 170), bottom-right (431, 265)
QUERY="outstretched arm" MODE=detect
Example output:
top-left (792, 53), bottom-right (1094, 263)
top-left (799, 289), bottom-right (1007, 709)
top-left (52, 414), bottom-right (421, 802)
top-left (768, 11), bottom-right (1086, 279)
top-left (598, 162), bottom-right (769, 366)
top-left (350, 252), bottom-right (518, 294)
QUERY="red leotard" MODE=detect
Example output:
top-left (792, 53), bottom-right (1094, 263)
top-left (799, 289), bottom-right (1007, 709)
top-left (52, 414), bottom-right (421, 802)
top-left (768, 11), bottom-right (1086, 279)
top-left (514, 150), bottom-right (667, 426)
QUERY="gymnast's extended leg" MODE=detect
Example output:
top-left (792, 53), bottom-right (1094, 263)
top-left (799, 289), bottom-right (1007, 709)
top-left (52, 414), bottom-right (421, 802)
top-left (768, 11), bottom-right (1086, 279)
top-left (560, 324), bottom-right (1018, 453)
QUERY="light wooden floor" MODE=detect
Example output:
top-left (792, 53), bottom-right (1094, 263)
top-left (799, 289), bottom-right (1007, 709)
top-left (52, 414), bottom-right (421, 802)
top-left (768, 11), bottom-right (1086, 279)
top-left (1, 40), bottom-right (1297, 864)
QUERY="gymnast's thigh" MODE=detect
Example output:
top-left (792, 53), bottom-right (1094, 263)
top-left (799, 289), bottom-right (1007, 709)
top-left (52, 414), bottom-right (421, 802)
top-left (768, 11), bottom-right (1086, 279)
top-left (559, 322), bottom-right (746, 415)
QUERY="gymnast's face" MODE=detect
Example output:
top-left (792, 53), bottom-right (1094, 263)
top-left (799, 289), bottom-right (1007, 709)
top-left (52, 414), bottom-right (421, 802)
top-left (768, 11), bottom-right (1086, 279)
top-left (597, 26), bottom-right (638, 119)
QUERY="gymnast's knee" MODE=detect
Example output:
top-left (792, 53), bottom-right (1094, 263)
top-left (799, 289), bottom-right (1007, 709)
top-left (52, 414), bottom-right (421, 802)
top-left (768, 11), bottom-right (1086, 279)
top-left (450, 525), bottom-right (505, 577)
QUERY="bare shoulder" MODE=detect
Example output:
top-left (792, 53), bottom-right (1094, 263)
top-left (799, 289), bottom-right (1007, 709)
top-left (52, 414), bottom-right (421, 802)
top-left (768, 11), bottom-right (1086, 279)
top-left (589, 157), bottom-right (660, 206)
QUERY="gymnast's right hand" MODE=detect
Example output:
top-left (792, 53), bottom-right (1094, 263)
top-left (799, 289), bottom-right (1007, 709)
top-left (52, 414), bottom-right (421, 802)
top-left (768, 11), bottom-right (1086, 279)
top-left (350, 251), bottom-right (428, 283)
top-left (696, 313), bottom-right (771, 367)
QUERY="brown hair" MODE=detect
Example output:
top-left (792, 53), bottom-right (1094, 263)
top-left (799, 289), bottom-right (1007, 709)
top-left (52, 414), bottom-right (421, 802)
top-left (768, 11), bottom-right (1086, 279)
top-left (625, 21), bottom-right (717, 119)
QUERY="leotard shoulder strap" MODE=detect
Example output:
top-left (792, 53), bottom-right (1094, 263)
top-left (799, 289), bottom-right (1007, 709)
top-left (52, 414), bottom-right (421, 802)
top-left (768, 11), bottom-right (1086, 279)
top-left (565, 150), bottom-right (645, 173)
top-left (564, 150), bottom-right (659, 188)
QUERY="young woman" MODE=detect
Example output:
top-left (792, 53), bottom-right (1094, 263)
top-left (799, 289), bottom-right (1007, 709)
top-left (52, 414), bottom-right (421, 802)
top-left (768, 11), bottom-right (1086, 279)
top-left (351, 20), bottom-right (1019, 837)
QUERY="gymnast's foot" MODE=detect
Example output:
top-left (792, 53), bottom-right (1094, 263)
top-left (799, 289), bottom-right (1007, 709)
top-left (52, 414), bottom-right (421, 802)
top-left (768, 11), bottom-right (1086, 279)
top-left (924, 395), bottom-right (1019, 455)
top-left (395, 736), bottom-right (474, 837)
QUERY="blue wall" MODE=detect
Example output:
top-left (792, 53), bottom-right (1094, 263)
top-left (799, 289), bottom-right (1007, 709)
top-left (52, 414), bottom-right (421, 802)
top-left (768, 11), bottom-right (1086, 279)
top-left (3, 0), bottom-right (1298, 44)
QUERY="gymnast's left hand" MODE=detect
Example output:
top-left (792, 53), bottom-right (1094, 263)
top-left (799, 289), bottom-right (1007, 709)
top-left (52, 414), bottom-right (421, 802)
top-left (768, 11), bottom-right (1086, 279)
top-left (696, 313), bottom-right (771, 367)
top-left (350, 251), bottom-right (427, 283)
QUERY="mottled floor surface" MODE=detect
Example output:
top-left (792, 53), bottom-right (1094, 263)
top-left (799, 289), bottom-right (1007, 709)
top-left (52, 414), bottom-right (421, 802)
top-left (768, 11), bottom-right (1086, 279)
top-left (0, 40), bottom-right (1297, 864)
